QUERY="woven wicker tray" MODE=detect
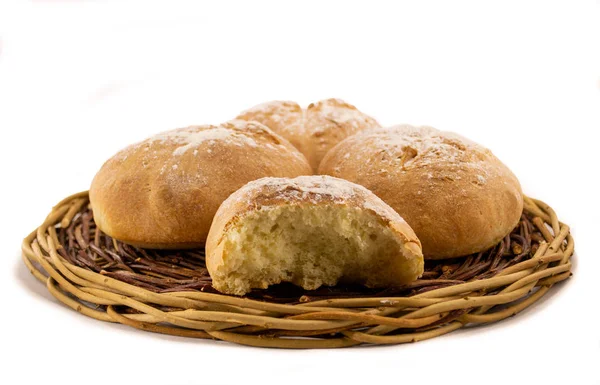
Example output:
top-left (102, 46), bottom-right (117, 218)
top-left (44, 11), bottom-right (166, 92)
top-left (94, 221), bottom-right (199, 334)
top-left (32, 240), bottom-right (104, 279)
top-left (21, 192), bottom-right (573, 348)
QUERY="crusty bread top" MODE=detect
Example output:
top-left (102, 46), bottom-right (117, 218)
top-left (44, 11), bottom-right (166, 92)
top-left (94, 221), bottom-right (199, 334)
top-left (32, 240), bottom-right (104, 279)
top-left (322, 124), bottom-right (495, 174)
top-left (89, 120), bottom-right (312, 249)
top-left (237, 98), bottom-right (380, 170)
top-left (206, 175), bottom-right (422, 258)
top-left (319, 125), bottom-right (524, 259)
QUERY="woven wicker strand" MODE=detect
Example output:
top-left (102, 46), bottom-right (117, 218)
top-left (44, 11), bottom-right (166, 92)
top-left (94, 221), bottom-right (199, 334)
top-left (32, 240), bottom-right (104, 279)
top-left (21, 192), bottom-right (574, 348)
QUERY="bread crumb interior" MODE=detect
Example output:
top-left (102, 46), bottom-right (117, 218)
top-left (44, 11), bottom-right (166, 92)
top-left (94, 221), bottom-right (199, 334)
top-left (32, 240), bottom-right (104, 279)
top-left (211, 205), bottom-right (421, 295)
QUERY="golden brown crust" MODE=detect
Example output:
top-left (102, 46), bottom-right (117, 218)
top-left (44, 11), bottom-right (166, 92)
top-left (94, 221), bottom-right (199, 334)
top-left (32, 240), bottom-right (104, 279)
top-left (318, 125), bottom-right (524, 259)
top-left (206, 175), bottom-right (424, 288)
top-left (236, 99), bottom-right (380, 171)
top-left (90, 120), bottom-right (312, 249)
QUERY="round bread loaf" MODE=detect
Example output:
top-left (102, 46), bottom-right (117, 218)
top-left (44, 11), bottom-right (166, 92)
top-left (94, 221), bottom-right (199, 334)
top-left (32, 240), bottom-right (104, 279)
top-left (236, 98), bottom-right (380, 171)
top-left (206, 175), bottom-right (424, 296)
top-left (319, 125), bottom-right (523, 259)
top-left (90, 120), bottom-right (312, 249)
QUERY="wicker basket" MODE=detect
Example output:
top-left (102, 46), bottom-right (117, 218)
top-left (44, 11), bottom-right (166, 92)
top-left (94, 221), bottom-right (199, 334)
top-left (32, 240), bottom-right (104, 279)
top-left (21, 192), bottom-right (573, 348)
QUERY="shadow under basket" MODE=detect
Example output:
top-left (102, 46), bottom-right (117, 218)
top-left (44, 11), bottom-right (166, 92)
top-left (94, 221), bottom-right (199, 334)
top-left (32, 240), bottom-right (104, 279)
top-left (22, 192), bottom-right (574, 348)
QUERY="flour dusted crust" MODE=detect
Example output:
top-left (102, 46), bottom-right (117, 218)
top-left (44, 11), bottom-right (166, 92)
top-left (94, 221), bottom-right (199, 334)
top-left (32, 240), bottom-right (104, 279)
top-left (90, 120), bottom-right (312, 249)
top-left (236, 99), bottom-right (380, 171)
top-left (208, 175), bottom-right (420, 240)
top-left (319, 125), bottom-right (524, 259)
top-left (206, 176), bottom-right (424, 295)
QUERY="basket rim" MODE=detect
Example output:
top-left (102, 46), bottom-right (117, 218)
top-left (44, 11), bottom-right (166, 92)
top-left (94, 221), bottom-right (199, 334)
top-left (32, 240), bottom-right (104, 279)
top-left (21, 191), bottom-right (574, 349)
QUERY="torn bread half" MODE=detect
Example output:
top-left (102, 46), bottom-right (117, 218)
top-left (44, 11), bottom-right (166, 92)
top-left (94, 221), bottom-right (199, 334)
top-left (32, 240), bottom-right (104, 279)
top-left (206, 175), bottom-right (423, 296)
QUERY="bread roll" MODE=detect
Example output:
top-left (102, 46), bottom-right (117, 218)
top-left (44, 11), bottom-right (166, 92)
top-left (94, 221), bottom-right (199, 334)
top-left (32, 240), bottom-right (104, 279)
top-left (319, 125), bottom-right (523, 259)
top-left (236, 98), bottom-right (380, 171)
top-left (90, 120), bottom-right (312, 249)
top-left (206, 175), bottom-right (424, 296)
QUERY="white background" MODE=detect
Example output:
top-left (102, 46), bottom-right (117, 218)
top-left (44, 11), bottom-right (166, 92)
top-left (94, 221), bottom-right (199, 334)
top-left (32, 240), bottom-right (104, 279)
top-left (1, 1), bottom-right (599, 384)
